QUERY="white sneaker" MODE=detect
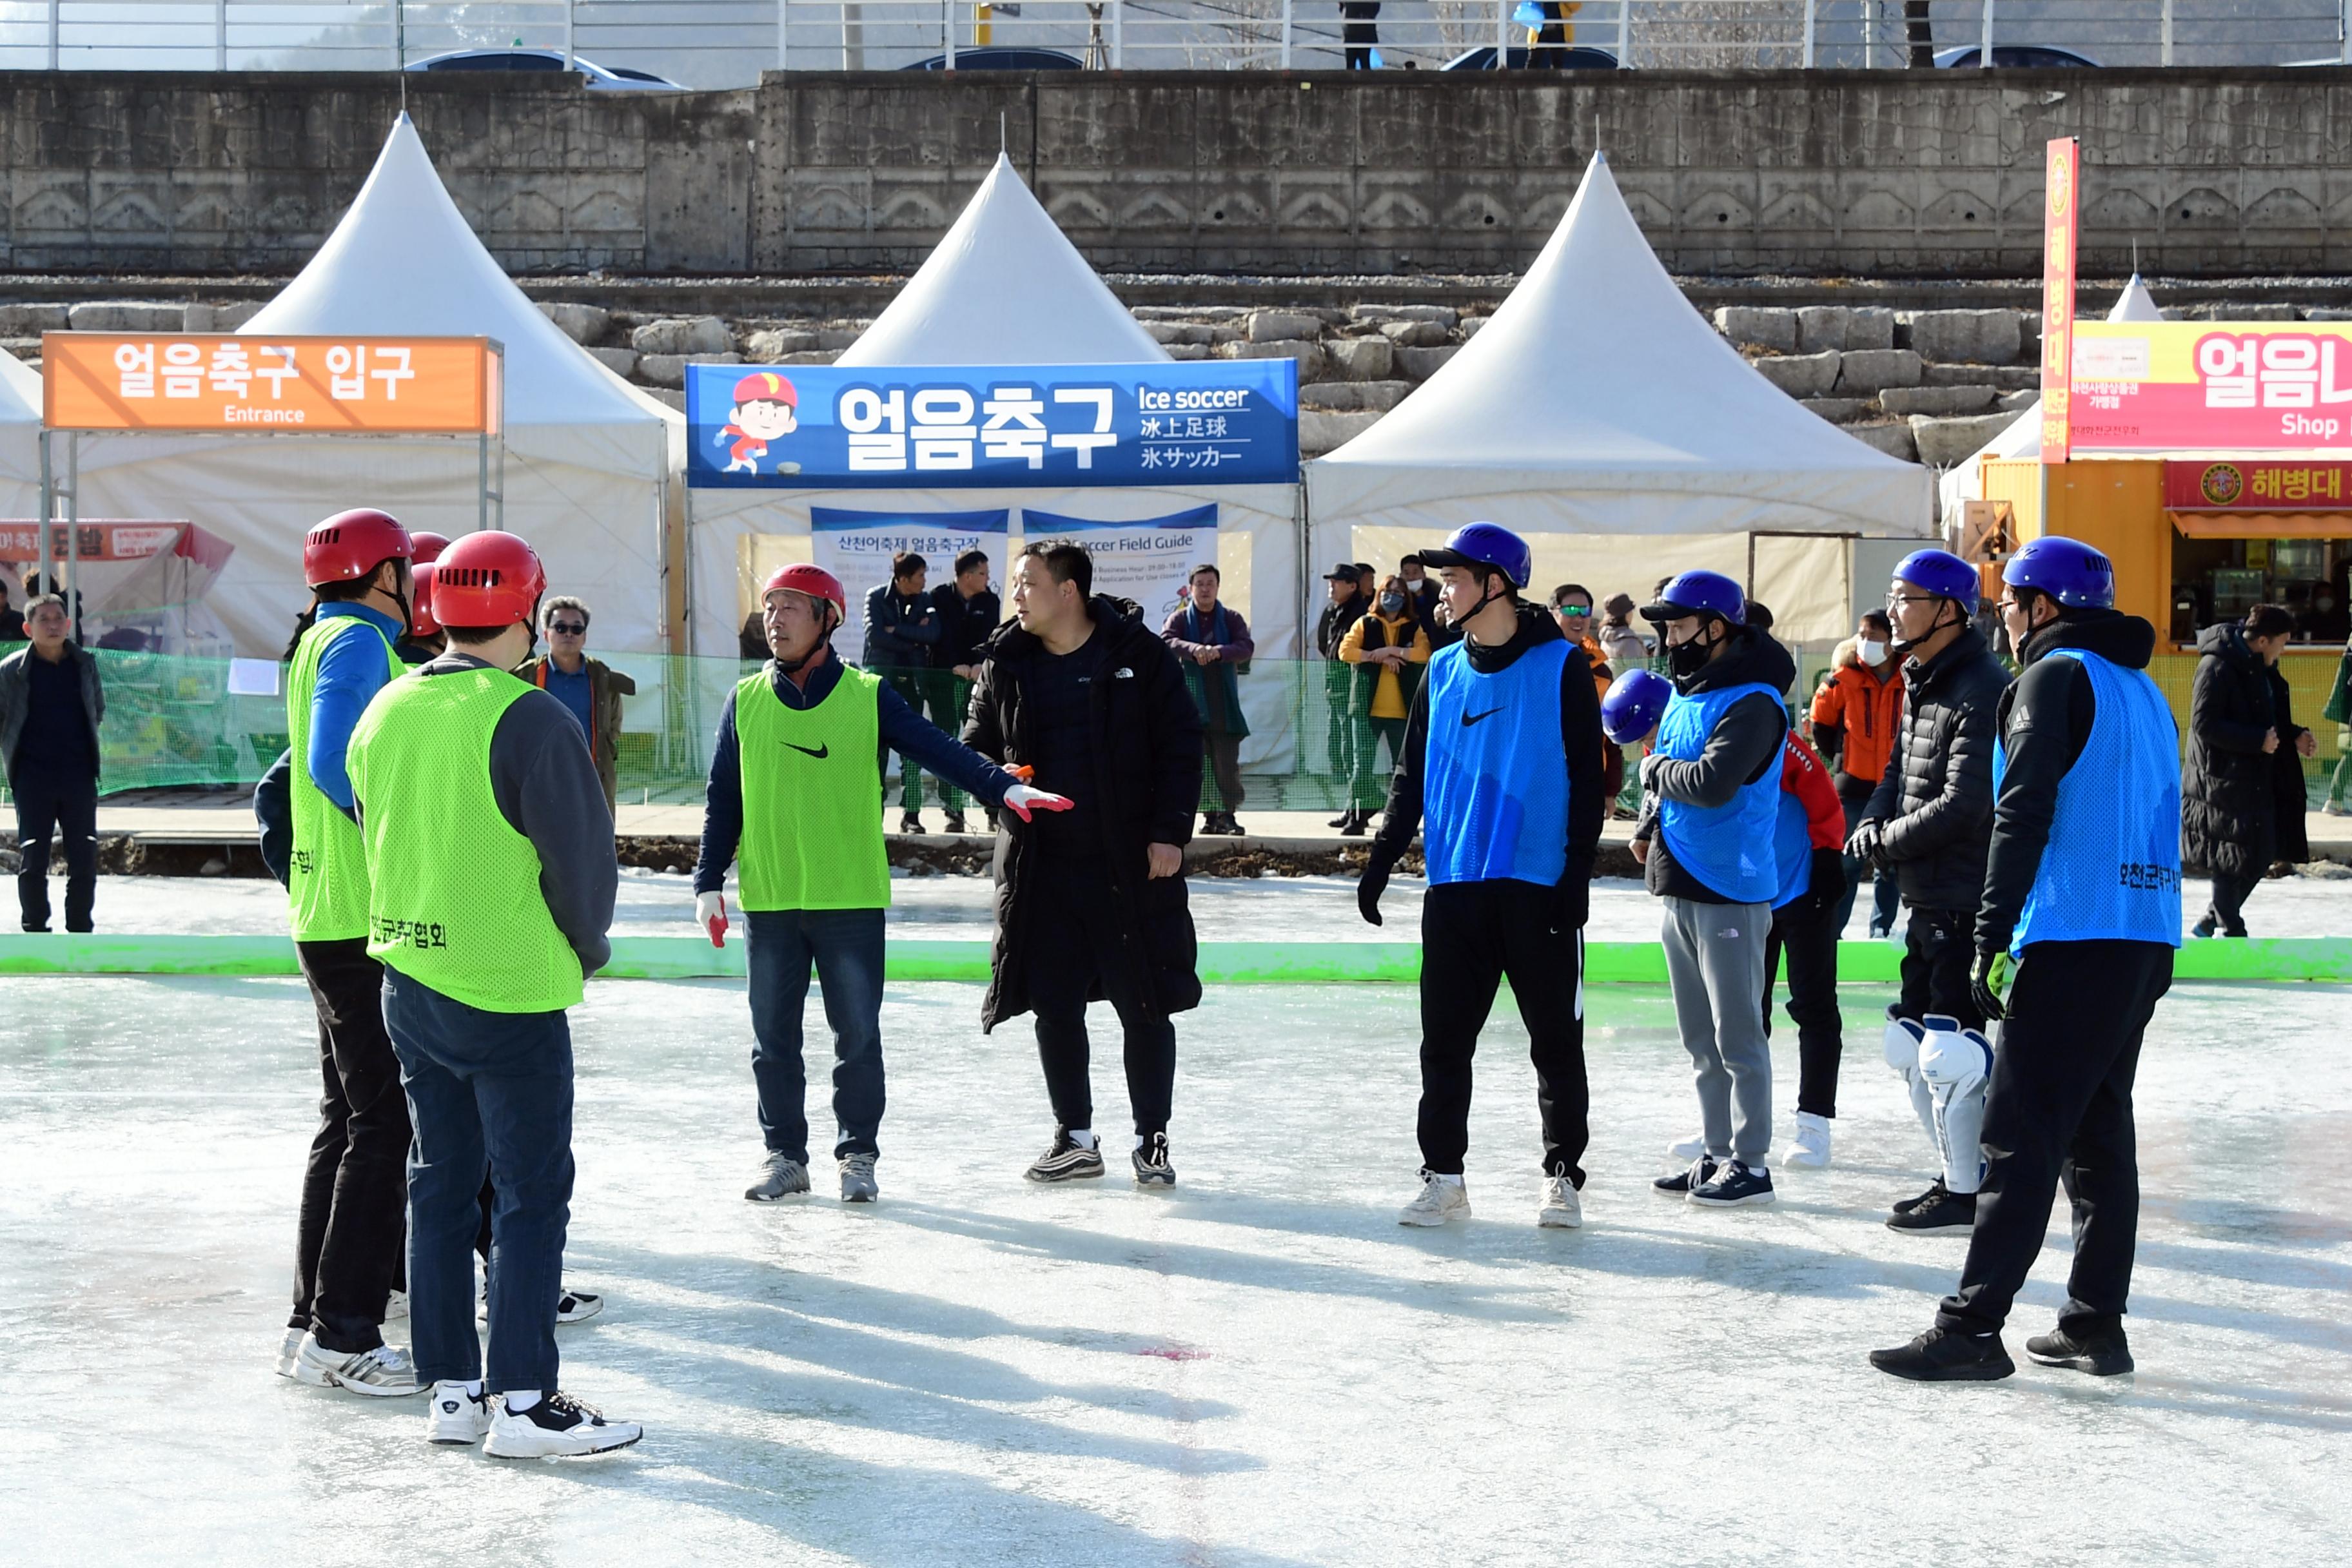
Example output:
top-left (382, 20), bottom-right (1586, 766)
top-left (382, 1289), bottom-right (409, 1323)
top-left (426, 1381), bottom-right (495, 1446)
top-left (1398, 1171), bottom-right (1471, 1227)
top-left (484, 1391), bottom-right (643, 1459)
top-left (274, 1326), bottom-right (304, 1379)
top-left (839, 1153), bottom-right (879, 1203)
top-left (480, 1283), bottom-right (607, 1326)
top-left (1782, 1112), bottom-right (1833, 1170)
top-left (1666, 1130), bottom-right (1707, 1161)
top-left (295, 1335), bottom-right (425, 1397)
top-left (1537, 1176), bottom-right (1583, 1229)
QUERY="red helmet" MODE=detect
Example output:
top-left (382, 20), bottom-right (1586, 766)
top-left (303, 508), bottom-right (413, 589)
top-left (407, 531), bottom-right (453, 567)
top-left (409, 562), bottom-right (442, 637)
top-left (762, 563), bottom-right (845, 622)
top-left (734, 371), bottom-right (797, 408)
top-left (431, 531), bottom-right (545, 629)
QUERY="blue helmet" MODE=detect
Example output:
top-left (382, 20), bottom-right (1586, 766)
top-left (1601, 669), bottom-right (1674, 745)
top-left (1419, 521), bottom-right (1533, 589)
top-left (1892, 548), bottom-right (1980, 612)
top-left (1642, 569), bottom-right (1745, 627)
top-left (2003, 536), bottom-right (2114, 610)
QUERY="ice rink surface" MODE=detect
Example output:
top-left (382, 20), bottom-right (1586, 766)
top-left (5, 938), bottom-right (2350, 1564)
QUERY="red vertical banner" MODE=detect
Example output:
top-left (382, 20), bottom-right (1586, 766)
top-left (2041, 136), bottom-right (2080, 465)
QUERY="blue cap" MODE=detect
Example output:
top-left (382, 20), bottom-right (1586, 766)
top-left (1641, 569), bottom-right (1745, 627)
top-left (1892, 548), bottom-right (1981, 612)
top-left (1601, 669), bottom-right (1674, 745)
top-left (2003, 536), bottom-right (2113, 610)
top-left (1418, 522), bottom-right (1533, 589)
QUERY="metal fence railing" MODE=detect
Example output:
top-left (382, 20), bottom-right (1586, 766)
top-left (2, 643), bottom-right (2340, 814)
top-left (0, 1), bottom-right (2342, 87)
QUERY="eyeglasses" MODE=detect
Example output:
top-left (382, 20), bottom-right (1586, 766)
top-left (1994, 598), bottom-right (2024, 616)
top-left (1885, 592), bottom-right (1935, 611)
top-left (547, 622), bottom-right (588, 635)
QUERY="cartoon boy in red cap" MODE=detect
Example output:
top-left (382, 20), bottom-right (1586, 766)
top-left (719, 371), bottom-right (801, 475)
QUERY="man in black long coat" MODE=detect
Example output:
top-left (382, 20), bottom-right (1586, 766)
top-left (2182, 603), bottom-right (2311, 937)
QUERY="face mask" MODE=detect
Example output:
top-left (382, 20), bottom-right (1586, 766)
top-left (1668, 627), bottom-right (1716, 680)
top-left (1380, 593), bottom-right (1407, 615)
top-left (1856, 638), bottom-right (1887, 665)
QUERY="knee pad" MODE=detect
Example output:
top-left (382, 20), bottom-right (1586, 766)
top-left (1882, 1015), bottom-right (1925, 1076)
top-left (1916, 1015), bottom-right (1991, 1093)
top-left (1919, 1015), bottom-right (1994, 1193)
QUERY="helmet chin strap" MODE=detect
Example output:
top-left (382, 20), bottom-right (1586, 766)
top-left (1889, 598), bottom-right (1956, 656)
top-left (776, 599), bottom-right (836, 679)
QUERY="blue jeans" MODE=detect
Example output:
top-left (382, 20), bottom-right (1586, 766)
top-left (382, 969), bottom-right (574, 1396)
top-left (747, 907), bottom-right (887, 1162)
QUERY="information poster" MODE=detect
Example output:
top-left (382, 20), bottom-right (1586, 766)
top-left (1021, 505), bottom-right (1217, 627)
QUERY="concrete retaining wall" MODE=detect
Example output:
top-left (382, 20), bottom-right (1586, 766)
top-left (7, 67), bottom-right (2352, 277)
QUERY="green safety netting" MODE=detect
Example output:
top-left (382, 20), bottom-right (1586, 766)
top-left (0, 645), bottom-right (2341, 810)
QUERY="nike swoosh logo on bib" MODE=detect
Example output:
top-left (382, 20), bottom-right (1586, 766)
top-left (783, 741), bottom-right (829, 759)
top-left (1462, 707), bottom-right (1505, 727)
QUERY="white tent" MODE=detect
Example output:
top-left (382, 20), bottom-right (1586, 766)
top-left (66, 114), bottom-right (681, 658)
top-left (1306, 152), bottom-right (1932, 640)
top-left (0, 348), bottom-right (40, 531)
top-left (838, 155), bottom-right (1170, 368)
top-left (1936, 275), bottom-right (2165, 534)
top-left (689, 154), bottom-right (1302, 768)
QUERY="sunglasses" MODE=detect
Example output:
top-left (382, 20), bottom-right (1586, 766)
top-left (1556, 604), bottom-right (1591, 617)
top-left (547, 622), bottom-right (588, 634)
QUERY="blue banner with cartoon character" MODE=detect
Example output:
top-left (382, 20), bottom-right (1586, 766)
top-left (683, 360), bottom-right (1298, 489)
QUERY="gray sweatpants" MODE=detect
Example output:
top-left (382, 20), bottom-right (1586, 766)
top-left (1660, 896), bottom-right (1774, 1166)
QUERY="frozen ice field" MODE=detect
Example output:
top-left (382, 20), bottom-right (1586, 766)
top-left (3, 903), bottom-right (2349, 1564)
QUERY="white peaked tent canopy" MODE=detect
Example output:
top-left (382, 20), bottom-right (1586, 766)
top-left (1937, 275), bottom-right (2165, 533)
top-left (839, 154), bottom-right (1171, 368)
top-left (0, 349), bottom-right (40, 526)
top-left (71, 113), bottom-right (681, 657)
top-left (1308, 152), bottom-right (1934, 549)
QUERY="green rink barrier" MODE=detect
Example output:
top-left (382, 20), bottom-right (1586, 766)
top-left (4, 934), bottom-right (2349, 984)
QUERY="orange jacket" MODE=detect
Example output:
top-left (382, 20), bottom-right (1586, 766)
top-left (1808, 656), bottom-right (1903, 790)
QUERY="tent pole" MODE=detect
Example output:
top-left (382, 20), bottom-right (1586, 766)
top-left (479, 432), bottom-right (489, 532)
top-left (65, 432), bottom-right (80, 643)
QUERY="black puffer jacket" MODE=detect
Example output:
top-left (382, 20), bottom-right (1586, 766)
top-left (2182, 620), bottom-right (2283, 877)
top-left (1861, 626), bottom-right (2008, 911)
top-left (963, 596), bottom-right (1204, 1032)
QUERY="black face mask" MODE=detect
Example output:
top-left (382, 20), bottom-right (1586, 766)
top-left (1380, 593), bottom-right (1407, 615)
top-left (1667, 623), bottom-right (1719, 680)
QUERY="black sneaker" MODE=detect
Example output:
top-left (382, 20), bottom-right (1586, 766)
top-left (1652, 1157), bottom-right (1717, 1196)
top-left (1024, 1130), bottom-right (1106, 1183)
top-left (942, 811), bottom-right (968, 835)
top-left (1892, 1179), bottom-right (1950, 1217)
top-left (1340, 810), bottom-right (1368, 837)
top-left (899, 812), bottom-right (926, 836)
top-left (1222, 815), bottom-right (1246, 837)
top-left (1868, 1326), bottom-right (2015, 1382)
top-left (1133, 1132), bottom-right (1176, 1188)
top-left (2025, 1326), bottom-right (2134, 1377)
top-left (1328, 811), bottom-right (1351, 828)
top-left (1886, 1186), bottom-right (1975, 1235)
top-left (1689, 1160), bottom-right (1776, 1208)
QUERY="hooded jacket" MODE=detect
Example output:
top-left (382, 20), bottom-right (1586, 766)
top-left (2181, 619), bottom-right (2296, 879)
top-left (1632, 625), bottom-right (1796, 905)
top-left (1975, 608), bottom-right (2164, 956)
top-left (962, 595), bottom-right (1204, 1032)
top-left (1861, 625), bottom-right (2007, 912)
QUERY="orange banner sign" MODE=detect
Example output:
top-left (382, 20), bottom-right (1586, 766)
top-left (42, 333), bottom-right (502, 435)
top-left (2040, 136), bottom-right (2079, 466)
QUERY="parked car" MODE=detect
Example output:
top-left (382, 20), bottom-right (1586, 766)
top-left (900, 46), bottom-right (1083, 70)
top-left (1932, 44), bottom-right (2099, 68)
top-left (1440, 44), bottom-right (1619, 70)
top-left (404, 49), bottom-right (687, 88)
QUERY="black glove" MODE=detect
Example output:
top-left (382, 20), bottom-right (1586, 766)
top-left (1554, 872), bottom-right (1590, 934)
top-left (1971, 949), bottom-right (2015, 1023)
top-left (1843, 819), bottom-right (1884, 868)
top-left (1807, 846), bottom-right (1846, 917)
top-left (1357, 843), bottom-right (1396, 927)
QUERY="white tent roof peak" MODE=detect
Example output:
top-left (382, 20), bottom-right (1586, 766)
top-left (2112, 273), bottom-right (2164, 324)
top-left (1310, 151), bottom-right (1925, 534)
top-left (242, 113), bottom-right (674, 429)
top-left (839, 153), bottom-right (1170, 368)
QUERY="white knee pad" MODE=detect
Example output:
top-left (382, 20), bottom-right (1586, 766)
top-left (1918, 1014), bottom-right (1993, 1195)
top-left (1883, 1015), bottom-right (1937, 1150)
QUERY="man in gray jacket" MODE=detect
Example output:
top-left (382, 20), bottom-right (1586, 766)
top-left (1848, 550), bottom-right (2009, 1238)
top-left (0, 594), bottom-right (105, 932)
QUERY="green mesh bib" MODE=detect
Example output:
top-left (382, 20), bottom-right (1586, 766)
top-left (286, 614), bottom-right (402, 943)
top-left (347, 665), bottom-right (585, 1013)
top-left (734, 667), bottom-right (890, 912)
